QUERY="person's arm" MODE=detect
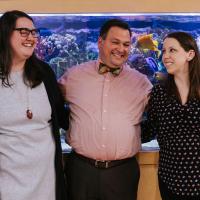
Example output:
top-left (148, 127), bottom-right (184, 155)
top-left (42, 60), bottom-right (70, 131)
top-left (141, 86), bottom-right (159, 143)
top-left (55, 82), bottom-right (70, 131)
top-left (57, 70), bottom-right (70, 130)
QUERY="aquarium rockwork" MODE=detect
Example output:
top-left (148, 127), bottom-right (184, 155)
top-left (29, 13), bottom-right (200, 82)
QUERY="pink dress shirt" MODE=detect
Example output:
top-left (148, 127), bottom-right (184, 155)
top-left (59, 60), bottom-right (152, 160)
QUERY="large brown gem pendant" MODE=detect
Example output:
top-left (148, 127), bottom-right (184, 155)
top-left (26, 109), bottom-right (33, 119)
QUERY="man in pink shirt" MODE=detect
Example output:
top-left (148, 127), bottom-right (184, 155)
top-left (59, 19), bottom-right (152, 200)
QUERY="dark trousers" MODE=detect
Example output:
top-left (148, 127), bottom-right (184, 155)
top-left (65, 152), bottom-right (140, 200)
top-left (158, 176), bottom-right (200, 200)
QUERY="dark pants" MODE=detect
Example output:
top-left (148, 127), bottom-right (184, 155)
top-left (65, 152), bottom-right (140, 200)
top-left (158, 176), bottom-right (200, 200)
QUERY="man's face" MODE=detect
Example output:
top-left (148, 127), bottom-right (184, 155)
top-left (98, 26), bottom-right (131, 68)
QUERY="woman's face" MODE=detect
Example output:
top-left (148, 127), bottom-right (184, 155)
top-left (162, 37), bottom-right (194, 76)
top-left (10, 17), bottom-right (38, 64)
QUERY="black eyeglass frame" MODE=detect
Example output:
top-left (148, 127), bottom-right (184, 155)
top-left (13, 27), bottom-right (40, 38)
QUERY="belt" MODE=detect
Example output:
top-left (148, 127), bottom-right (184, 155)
top-left (73, 151), bottom-right (135, 169)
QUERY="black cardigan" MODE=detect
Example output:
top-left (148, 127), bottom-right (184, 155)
top-left (40, 60), bottom-right (69, 200)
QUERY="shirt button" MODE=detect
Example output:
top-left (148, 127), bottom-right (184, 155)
top-left (102, 144), bottom-right (106, 148)
top-left (102, 127), bottom-right (106, 130)
top-left (104, 94), bottom-right (108, 97)
top-left (103, 109), bottom-right (107, 113)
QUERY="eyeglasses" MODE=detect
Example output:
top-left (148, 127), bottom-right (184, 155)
top-left (14, 28), bottom-right (40, 38)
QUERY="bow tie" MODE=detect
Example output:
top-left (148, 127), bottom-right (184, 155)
top-left (98, 63), bottom-right (122, 76)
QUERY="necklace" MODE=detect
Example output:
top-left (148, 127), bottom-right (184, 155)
top-left (26, 109), bottom-right (33, 119)
top-left (26, 86), bottom-right (33, 119)
top-left (11, 70), bottom-right (33, 120)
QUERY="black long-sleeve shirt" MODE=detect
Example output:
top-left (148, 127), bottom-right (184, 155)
top-left (40, 60), bottom-right (69, 200)
top-left (142, 84), bottom-right (200, 197)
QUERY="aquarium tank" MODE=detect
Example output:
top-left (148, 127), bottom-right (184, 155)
top-left (30, 13), bottom-right (200, 151)
top-left (29, 13), bottom-right (200, 84)
top-left (1, 13), bottom-right (198, 151)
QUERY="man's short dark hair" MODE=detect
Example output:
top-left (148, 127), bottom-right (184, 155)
top-left (99, 19), bottom-right (132, 39)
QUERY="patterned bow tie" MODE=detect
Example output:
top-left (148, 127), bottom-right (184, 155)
top-left (98, 63), bottom-right (122, 76)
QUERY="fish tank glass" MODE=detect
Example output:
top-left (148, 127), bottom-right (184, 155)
top-left (29, 13), bottom-right (200, 84)
top-left (31, 13), bottom-right (200, 151)
top-left (2, 13), bottom-right (199, 151)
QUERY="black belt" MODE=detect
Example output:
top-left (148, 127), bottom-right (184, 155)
top-left (73, 151), bottom-right (135, 169)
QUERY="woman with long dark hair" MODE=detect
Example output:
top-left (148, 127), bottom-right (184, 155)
top-left (142, 32), bottom-right (200, 200)
top-left (0, 10), bottom-right (68, 200)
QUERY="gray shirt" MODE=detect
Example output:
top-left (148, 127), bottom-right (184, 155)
top-left (0, 70), bottom-right (55, 200)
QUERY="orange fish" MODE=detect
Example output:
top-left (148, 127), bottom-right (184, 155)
top-left (136, 34), bottom-right (160, 57)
